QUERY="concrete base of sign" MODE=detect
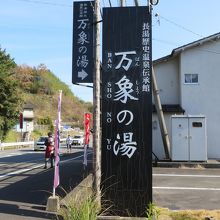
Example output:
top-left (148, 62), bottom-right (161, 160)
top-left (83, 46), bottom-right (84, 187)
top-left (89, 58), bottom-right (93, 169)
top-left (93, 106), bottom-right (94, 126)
top-left (46, 196), bottom-right (60, 212)
top-left (97, 216), bottom-right (148, 220)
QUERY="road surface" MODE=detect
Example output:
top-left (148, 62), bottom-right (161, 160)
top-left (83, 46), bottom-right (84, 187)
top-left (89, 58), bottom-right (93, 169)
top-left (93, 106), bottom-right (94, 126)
top-left (153, 167), bottom-right (220, 210)
top-left (0, 146), bottom-right (92, 220)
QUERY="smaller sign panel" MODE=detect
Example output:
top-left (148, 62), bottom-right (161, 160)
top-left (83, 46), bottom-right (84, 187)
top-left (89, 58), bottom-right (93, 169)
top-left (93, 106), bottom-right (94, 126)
top-left (72, 1), bottom-right (94, 84)
top-left (19, 113), bottom-right (23, 129)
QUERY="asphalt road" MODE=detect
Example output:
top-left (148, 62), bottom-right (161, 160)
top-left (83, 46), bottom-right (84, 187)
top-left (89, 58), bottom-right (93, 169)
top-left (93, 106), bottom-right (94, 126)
top-left (153, 167), bottom-right (220, 210)
top-left (0, 146), bottom-right (92, 220)
top-left (1, 147), bottom-right (220, 219)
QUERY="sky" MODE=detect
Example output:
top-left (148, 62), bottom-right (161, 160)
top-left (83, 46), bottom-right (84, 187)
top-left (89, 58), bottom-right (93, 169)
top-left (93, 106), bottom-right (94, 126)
top-left (1, 0), bottom-right (220, 102)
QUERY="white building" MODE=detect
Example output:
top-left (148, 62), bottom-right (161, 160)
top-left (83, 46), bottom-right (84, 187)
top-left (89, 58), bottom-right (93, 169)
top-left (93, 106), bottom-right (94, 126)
top-left (153, 32), bottom-right (220, 160)
top-left (16, 104), bottom-right (34, 133)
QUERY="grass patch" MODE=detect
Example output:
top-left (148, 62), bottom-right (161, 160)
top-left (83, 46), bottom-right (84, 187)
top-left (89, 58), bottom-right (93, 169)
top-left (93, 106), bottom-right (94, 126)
top-left (4, 130), bottom-right (21, 142)
top-left (59, 195), bottom-right (220, 220)
top-left (151, 207), bottom-right (220, 220)
top-left (59, 194), bottom-right (100, 220)
top-left (146, 203), bottom-right (161, 220)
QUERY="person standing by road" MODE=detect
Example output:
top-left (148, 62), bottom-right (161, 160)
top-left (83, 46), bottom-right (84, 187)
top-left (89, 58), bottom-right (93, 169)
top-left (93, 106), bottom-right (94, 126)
top-left (44, 132), bottom-right (55, 169)
top-left (66, 135), bottom-right (72, 152)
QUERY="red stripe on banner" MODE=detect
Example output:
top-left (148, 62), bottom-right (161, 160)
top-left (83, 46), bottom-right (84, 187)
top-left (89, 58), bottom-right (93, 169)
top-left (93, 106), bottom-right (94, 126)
top-left (84, 113), bottom-right (91, 145)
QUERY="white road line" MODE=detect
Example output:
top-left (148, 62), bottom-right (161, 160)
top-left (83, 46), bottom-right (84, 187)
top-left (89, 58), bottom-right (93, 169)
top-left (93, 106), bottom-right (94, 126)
top-left (153, 186), bottom-right (220, 191)
top-left (0, 153), bottom-right (23, 158)
top-left (60, 152), bottom-right (92, 164)
top-left (0, 164), bottom-right (43, 179)
top-left (0, 152), bottom-right (35, 158)
top-left (60, 154), bottom-right (84, 164)
top-left (0, 152), bottom-right (91, 179)
top-left (154, 173), bottom-right (220, 178)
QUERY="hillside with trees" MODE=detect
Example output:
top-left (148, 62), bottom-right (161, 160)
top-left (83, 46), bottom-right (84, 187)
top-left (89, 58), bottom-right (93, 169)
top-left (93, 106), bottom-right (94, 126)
top-left (0, 47), bottom-right (92, 141)
top-left (0, 48), bottom-right (23, 140)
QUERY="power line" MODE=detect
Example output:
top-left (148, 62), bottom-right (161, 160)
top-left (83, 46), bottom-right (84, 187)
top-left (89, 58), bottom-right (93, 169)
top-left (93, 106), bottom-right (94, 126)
top-left (154, 13), bottom-right (204, 39)
top-left (13, 0), bottom-right (72, 7)
top-left (8, 0), bottom-right (220, 56)
top-left (153, 38), bottom-right (220, 56)
top-left (153, 13), bottom-right (220, 55)
top-left (153, 38), bottom-right (179, 47)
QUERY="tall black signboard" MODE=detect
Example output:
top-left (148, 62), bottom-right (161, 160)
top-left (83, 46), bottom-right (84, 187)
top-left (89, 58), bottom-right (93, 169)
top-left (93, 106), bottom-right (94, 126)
top-left (72, 1), bottom-right (94, 84)
top-left (102, 7), bottom-right (152, 217)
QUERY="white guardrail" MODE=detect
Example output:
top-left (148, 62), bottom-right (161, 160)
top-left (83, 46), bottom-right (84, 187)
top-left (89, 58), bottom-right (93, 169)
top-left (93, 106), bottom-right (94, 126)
top-left (0, 141), bottom-right (34, 150)
top-left (0, 138), bottom-right (66, 150)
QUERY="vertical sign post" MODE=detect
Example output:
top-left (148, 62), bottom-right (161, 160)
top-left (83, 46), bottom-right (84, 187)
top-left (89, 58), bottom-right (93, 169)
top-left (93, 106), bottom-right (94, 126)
top-left (102, 6), bottom-right (152, 216)
top-left (19, 113), bottom-right (23, 141)
top-left (72, 1), bottom-right (94, 84)
top-left (93, 0), bottom-right (101, 206)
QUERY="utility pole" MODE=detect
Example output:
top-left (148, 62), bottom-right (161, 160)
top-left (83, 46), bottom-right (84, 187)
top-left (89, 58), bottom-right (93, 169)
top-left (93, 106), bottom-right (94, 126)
top-left (152, 67), bottom-right (171, 159)
top-left (93, 0), bottom-right (101, 205)
top-left (146, 0), bottom-right (169, 159)
top-left (134, 0), bottom-right (139, 6)
top-left (120, 0), bottom-right (125, 7)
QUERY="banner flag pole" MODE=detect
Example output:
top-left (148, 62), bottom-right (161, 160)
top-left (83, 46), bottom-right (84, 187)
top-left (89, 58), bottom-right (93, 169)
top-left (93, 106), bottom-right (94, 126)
top-left (53, 90), bottom-right (62, 197)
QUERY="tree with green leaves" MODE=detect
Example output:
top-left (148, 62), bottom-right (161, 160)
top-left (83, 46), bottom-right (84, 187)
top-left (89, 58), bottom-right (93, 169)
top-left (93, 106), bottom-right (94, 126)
top-left (0, 47), bottom-right (23, 140)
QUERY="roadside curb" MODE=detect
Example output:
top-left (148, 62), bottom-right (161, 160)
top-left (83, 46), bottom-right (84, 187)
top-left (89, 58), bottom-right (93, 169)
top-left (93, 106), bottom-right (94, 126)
top-left (154, 160), bottom-right (220, 169)
top-left (97, 217), bottom-right (147, 220)
top-left (60, 173), bottom-right (93, 207)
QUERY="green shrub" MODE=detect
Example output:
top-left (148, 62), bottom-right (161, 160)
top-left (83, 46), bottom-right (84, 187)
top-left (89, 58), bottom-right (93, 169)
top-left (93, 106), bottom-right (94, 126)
top-left (60, 195), bottom-right (99, 220)
top-left (4, 130), bottom-right (20, 142)
top-left (146, 202), bottom-right (161, 220)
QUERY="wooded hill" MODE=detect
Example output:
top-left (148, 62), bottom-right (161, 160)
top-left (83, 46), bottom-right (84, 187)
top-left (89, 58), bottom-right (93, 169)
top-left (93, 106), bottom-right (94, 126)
top-left (15, 64), bottom-right (93, 128)
top-left (1, 47), bottom-right (91, 141)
